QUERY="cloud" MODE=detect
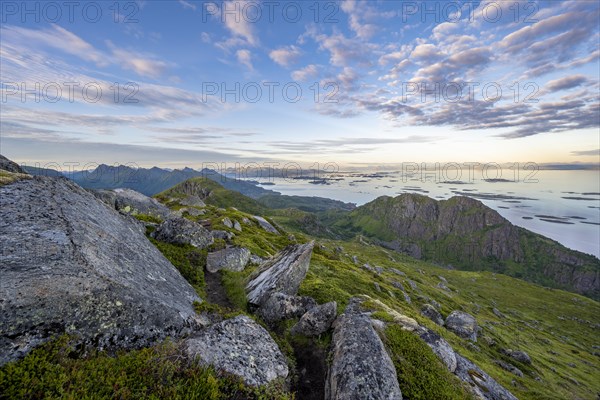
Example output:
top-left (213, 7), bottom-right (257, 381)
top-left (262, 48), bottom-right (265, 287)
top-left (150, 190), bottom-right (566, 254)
top-left (291, 64), bottom-right (319, 81)
top-left (221, 0), bottom-right (259, 46)
top-left (178, 0), bottom-right (196, 10)
top-left (571, 149), bottom-right (600, 157)
top-left (236, 49), bottom-right (253, 70)
top-left (108, 43), bottom-right (168, 78)
top-left (269, 45), bottom-right (301, 67)
top-left (544, 75), bottom-right (590, 93)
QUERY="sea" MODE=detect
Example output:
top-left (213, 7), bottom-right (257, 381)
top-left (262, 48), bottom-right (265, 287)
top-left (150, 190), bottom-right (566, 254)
top-left (248, 169), bottom-right (600, 258)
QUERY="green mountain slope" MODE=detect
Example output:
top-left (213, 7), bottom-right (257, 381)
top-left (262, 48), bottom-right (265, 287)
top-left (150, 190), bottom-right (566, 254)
top-left (329, 194), bottom-right (600, 299)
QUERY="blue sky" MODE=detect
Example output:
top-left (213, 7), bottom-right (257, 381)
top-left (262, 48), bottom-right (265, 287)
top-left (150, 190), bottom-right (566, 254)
top-left (1, 0), bottom-right (599, 167)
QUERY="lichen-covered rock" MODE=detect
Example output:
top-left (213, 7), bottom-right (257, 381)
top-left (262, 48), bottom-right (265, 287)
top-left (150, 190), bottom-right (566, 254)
top-left (495, 360), bottom-right (524, 377)
top-left (253, 215), bottom-right (279, 234)
top-left (454, 354), bottom-right (518, 400)
top-left (206, 247), bottom-right (251, 273)
top-left (291, 301), bottom-right (337, 336)
top-left (0, 176), bottom-right (204, 365)
top-left (0, 154), bottom-right (25, 173)
top-left (93, 188), bottom-right (171, 219)
top-left (185, 316), bottom-right (289, 386)
top-left (257, 292), bottom-right (317, 323)
top-left (446, 311), bottom-right (478, 341)
top-left (233, 220), bottom-right (242, 231)
top-left (222, 217), bottom-right (233, 229)
top-left (176, 207), bottom-right (206, 217)
top-left (503, 349), bottom-right (532, 365)
top-left (151, 217), bottom-right (214, 249)
top-left (421, 304), bottom-right (444, 326)
top-left (418, 329), bottom-right (457, 372)
top-left (211, 230), bottom-right (235, 241)
top-left (246, 242), bottom-right (314, 307)
top-left (180, 195), bottom-right (205, 207)
top-left (325, 299), bottom-right (402, 400)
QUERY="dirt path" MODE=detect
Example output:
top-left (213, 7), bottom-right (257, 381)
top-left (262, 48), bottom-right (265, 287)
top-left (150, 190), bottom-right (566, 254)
top-left (203, 270), bottom-right (235, 309)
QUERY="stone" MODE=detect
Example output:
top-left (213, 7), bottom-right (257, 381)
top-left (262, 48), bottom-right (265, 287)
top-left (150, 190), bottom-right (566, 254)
top-left (206, 247), bottom-right (251, 273)
top-left (390, 268), bottom-right (406, 276)
top-left (93, 188), bottom-right (171, 219)
top-left (253, 216), bottom-right (279, 234)
top-left (446, 311), bottom-right (478, 341)
top-left (0, 176), bottom-right (204, 365)
top-left (391, 281), bottom-right (405, 291)
top-left (325, 299), bottom-right (402, 400)
top-left (407, 280), bottom-right (418, 290)
top-left (222, 217), bottom-right (233, 229)
top-left (495, 360), bottom-right (523, 377)
top-left (418, 329), bottom-right (457, 372)
top-left (257, 292), bottom-right (317, 323)
top-left (211, 230), bottom-right (235, 241)
top-left (180, 195), bottom-right (205, 207)
top-left (152, 217), bottom-right (214, 249)
top-left (246, 242), bottom-right (314, 307)
top-left (185, 316), bottom-right (288, 386)
top-left (250, 254), bottom-right (265, 264)
top-left (504, 349), bottom-right (532, 365)
top-left (421, 304), bottom-right (444, 326)
top-left (291, 301), bottom-right (337, 336)
top-left (233, 220), bottom-right (242, 231)
top-left (454, 354), bottom-right (518, 400)
top-left (374, 282), bottom-right (381, 292)
top-left (0, 155), bottom-right (25, 173)
top-left (176, 207), bottom-right (206, 217)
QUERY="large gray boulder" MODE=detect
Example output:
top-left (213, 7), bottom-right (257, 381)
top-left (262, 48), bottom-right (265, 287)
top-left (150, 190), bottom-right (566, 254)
top-left (151, 217), bottom-right (214, 249)
top-left (253, 215), bottom-right (279, 234)
top-left (180, 195), bottom-right (205, 207)
top-left (421, 304), bottom-right (444, 326)
top-left (206, 247), bottom-right (251, 273)
top-left (0, 154), bottom-right (25, 173)
top-left (503, 349), bottom-right (532, 365)
top-left (454, 354), bottom-right (518, 400)
top-left (93, 188), bottom-right (171, 219)
top-left (0, 176), bottom-right (205, 365)
top-left (291, 301), bottom-right (337, 337)
top-left (325, 299), bottom-right (402, 400)
top-left (418, 329), bottom-right (457, 372)
top-left (445, 311), bottom-right (478, 341)
top-left (257, 292), bottom-right (317, 323)
top-left (246, 242), bottom-right (314, 307)
top-left (185, 315), bottom-right (289, 386)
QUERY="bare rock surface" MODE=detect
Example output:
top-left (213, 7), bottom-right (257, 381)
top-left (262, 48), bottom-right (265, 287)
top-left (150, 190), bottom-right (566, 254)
top-left (246, 242), bottom-right (314, 307)
top-left (257, 292), bottom-right (317, 323)
top-left (185, 315), bottom-right (289, 386)
top-left (446, 310), bottom-right (478, 341)
top-left (0, 176), bottom-right (204, 365)
top-left (93, 188), bottom-right (171, 219)
top-left (206, 247), bottom-right (250, 273)
top-left (151, 217), bottom-right (214, 249)
top-left (325, 298), bottom-right (402, 400)
top-left (253, 216), bottom-right (280, 234)
top-left (291, 301), bottom-right (337, 336)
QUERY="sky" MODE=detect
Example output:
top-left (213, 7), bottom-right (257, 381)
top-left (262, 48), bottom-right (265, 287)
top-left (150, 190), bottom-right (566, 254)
top-left (1, 0), bottom-right (599, 169)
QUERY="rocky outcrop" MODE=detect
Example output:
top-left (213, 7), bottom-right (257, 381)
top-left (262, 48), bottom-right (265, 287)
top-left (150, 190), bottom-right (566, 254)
top-left (151, 217), bottom-right (214, 249)
top-left (291, 301), bottom-right (337, 336)
top-left (0, 154), bottom-right (25, 173)
top-left (503, 349), bottom-right (532, 365)
top-left (246, 242), bottom-right (314, 307)
top-left (185, 316), bottom-right (288, 386)
top-left (418, 329), bottom-right (457, 373)
top-left (348, 193), bottom-right (600, 299)
top-left (421, 304), bottom-right (444, 326)
top-left (0, 176), bottom-right (204, 365)
top-left (180, 195), bottom-right (205, 207)
top-left (257, 292), bottom-right (317, 323)
top-left (206, 247), bottom-right (251, 273)
top-left (93, 188), bottom-right (171, 219)
top-left (445, 311), bottom-right (478, 341)
top-left (253, 216), bottom-right (280, 234)
top-left (326, 299), bottom-right (402, 399)
top-left (454, 354), bottom-right (518, 400)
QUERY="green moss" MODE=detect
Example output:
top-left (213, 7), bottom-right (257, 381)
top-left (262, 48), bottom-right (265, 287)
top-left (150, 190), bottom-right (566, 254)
top-left (133, 213), bottom-right (162, 224)
top-left (371, 311), bottom-right (395, 322)
top-left (149, 238), bottom-right (207, 298)
top-left (383, 325), bottom-right (473, 400)
top-left (0, 170), bottom-right (31, 186)
top-left (0, 336), bottom-right (293, 399)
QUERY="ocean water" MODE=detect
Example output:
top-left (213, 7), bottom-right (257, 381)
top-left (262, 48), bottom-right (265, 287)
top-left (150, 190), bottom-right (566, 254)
top-left (251, 170), bottom-right (600, 258)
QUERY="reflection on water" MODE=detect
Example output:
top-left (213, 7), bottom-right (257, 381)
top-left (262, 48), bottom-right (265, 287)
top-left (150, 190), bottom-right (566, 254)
top-left (253, 170), bottom-right (600, 258)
